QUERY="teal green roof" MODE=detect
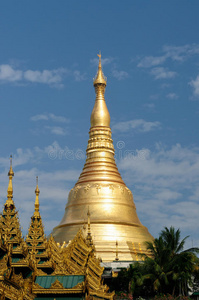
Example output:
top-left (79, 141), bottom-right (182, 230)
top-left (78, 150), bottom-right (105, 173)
top-left (35, 275), bottom-right (84, 289)
top-left (12, 257), bottom-right (20, 263)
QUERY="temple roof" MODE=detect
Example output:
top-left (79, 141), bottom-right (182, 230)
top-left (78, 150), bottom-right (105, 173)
top-left (35, 275), bottom-right (84, 289)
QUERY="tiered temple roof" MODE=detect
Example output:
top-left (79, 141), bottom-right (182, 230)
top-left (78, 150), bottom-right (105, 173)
top-left (0, 161), bottom-right (115, 300)
top-left (0, 156), bottom-right (35, 299)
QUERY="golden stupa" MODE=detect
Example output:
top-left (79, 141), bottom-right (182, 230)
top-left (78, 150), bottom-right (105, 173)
top-left (52, 54), bottom-right (153, 261)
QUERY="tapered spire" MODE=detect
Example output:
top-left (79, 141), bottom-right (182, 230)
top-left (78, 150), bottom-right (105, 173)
top-left (77, 53), bottom-right (122, 185)
top-left (93, 52), bottom-right (107, 86)
top-left (115, 241), bottom-right (119, 261)
top-left (6, 155), bottom-right (14, 206)
top-left (34, 176), bottom-right (40, 217)
top-left (91, 53), bottom-right (110, 127)
top-left (86, 207), bottom-right (93, 247)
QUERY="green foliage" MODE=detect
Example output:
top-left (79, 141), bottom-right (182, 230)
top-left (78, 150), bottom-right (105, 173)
top-left (110, 268), bottom-right (130, 292)
top-left (111, 226), bottom-right (199, 298)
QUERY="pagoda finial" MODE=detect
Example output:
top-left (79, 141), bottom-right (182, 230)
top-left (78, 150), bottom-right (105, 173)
top-left (34, 176), bottom-right (40, 217)
top-left (87, 207), bottom-right (91, 233)
top-left (115, 241), bottom-right (119, 261)
top-left (86, 207), bottom-right (93, 247)
top-left (97, 51), bottom-right (102, 67)
top-left (93, 52), bottom-right (107, 86)
top-left (6, 155), bottom-right (14, 205)
top-left (91, 53), bottom-right (110, 127)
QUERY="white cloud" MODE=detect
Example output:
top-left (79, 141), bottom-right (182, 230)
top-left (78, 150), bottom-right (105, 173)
top-left (91, 57), bottom-right (128, 81)
top-left (112, 69), bottom-right (128, 80)
top-left (190, 75), bottom-right (199, 97)
top-left (31, 113), bottom-right (69, 123)
top-left (166, 93), bottom-right (178, 99)
top-left (137, 44), bottom-right (199, 69)
top-left (112, 119), bottom-right (161, 133)
top-left (24, 68), bottom-right (66, 85)
top-left (1, 141), bottom-right (199, 247)
top-left (90, 57), bottom-right (114, 66)
top-left (151, 67), bottom-right (177, 80)
top-left (31, 113), bottom-right (70, 136)
top-left (0, 143), bottom-right (82, 234)
top-left (0, 64), bottom-right (86, 87)
top-left (0, 64), bottom-right (22, 82)
top-left (0, 141), bottom-right (85, 171)
top-left (45, 126), bottom-right (67, 136)
top-left (5, 168), bottom-right (79, 233)
top-left (118, 143), bottom-right (199, 245)
top-left (73, 70), bottom-right (86, 81)
top-left (137, 56), bottom-right (166, 68)
top-left (143, 103), bottom-right (155, 109)
top-left (162, 44), bottom-right (199, 62)
top-left (0, 64), bottom-right (66, 87)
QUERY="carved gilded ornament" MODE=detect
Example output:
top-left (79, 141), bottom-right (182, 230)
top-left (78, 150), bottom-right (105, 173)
top-left (50, 279), bottom-right (64, 289)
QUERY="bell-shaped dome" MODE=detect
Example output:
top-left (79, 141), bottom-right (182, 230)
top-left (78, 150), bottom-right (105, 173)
top-left (52, 54), bottom-right (153, 261)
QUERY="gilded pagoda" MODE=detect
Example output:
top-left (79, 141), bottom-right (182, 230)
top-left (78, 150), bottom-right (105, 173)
top-left (0, 53), bottom-right (154, 298)
top-left (52, 54), bottom-right (153, 261)
top-left (0, 158), bottom-right (114, 300)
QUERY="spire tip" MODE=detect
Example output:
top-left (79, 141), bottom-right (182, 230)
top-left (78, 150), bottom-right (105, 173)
top-left (34, 176), bottom-right (40, 217)
top-left (93, 52), bottom-right (107, 86)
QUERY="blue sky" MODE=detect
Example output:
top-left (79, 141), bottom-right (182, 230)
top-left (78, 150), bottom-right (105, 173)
top-left (1, 1), bottom-right (199, 248)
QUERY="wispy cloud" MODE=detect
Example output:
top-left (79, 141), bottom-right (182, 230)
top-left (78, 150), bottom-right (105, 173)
top-left (0, 143), bottom-right (82, 233)
top-left (150, 67), bottom-right (177, 80)
top-left (24, 68), bottom-right (66, 85)
top-left (138, 44), bottom-right (199, 68)
top-left (0, 64), bottom-right (23, 82)
top-left (162, 44), bottom-right (199, 62)
top-left (90, 57), bottom-right (114, 66)
top-left (73, 70), bottom-right (86, 81)
top-left (45, 126), bottom-right (67, 136)
top-left (0, 167), bottom-right (80, 233)
top-left (118, 143), bottom-right (199, 246)
top-left (112, 119), bottom-right (161, 133)
top-left (112, 69), bottom-right (128, 80)
top-left (0, 64), bottom-right (86, 87)
top-left (31, 113), bottom-right (69, 123)
top-left (91, 56), bottom-right (128, 81)
top-left (137, 56), bottom-right (166, 68)
top-left (190, 75), bottom-right (199, 97)
top-left (143, 103), bottom-right (155, 109)
top-left (166, 93), bottom-right (179, 99)
top-left (31, 113), bottom-right (70, 136)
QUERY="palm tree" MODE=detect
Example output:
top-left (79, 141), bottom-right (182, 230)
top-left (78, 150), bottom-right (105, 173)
top-left (140, 226), bottom-right (199, 296)
top-left (160, 227), bottom-right (199, 295)
top-left (111, 227), bottom-right (199, 298)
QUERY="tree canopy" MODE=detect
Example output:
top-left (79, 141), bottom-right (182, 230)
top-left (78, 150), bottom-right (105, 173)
top-left (111, 226), bottom-right (199, 298)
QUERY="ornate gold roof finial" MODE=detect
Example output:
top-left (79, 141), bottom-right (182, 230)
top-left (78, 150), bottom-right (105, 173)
top-left (97, 51), bottom-right (102, 67)
top-left (87, 207), bottom-right (91, 233)
top-left (86, 207), bottom-right (93, 247)
top-left (93, 51), bottom-right (107, 86)
top-left (115, 241), bottom-right (119, 261)
top-left (6, 155), bottom-right (14, 205)
top-left (91, 53), bottom-right (110, 127)
top-left (34, 176), bottom-right (40, 217)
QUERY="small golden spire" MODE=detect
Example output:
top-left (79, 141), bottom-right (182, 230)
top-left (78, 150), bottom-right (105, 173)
top-left (115, 240), bottom-right (119, 261)
top-left (93, 51), bottom-right (107, 86)
top-left (91, 53), bottom-right (110, 127)
top-left (87, 207), bottom-right (91, 233)
top-left (34, 176), bottom-right (40, 217)
top-left (86, 207), bottom-right (93, 247)
top-left (6, 155), bottom-right (14, 205)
